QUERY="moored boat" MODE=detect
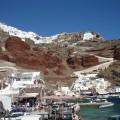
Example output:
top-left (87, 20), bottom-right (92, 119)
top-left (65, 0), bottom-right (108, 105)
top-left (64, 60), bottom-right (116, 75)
top-left (99, 102), bottom-right (114, 109)
top-left (107, 95), bottom-right (120, 104)
top-left (108, 115), bottom-right (120, 120)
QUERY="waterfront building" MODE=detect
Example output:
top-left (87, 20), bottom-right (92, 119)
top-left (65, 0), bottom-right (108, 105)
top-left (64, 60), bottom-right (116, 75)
top-left (0, 70), bottom-right (46, 111)
top-left (114, 86), bottom-right (120, 93)
top-left (71, 73), bottom-right (111, 95)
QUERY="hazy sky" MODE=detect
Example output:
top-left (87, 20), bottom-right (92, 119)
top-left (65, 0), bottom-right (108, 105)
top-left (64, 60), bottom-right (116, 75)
top-left (0, 0), bottom-right (120, 39)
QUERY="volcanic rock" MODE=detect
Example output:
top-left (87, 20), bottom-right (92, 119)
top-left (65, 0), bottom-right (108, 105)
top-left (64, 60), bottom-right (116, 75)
top-left (5, 37), bottom-right (30, 53)
top-left (81, 54), bottom-right (99, 67)
top-left (4, 37), bottom-right (65, 75)
top-left (0, 53), bottom-right (9, 61)
top-left (67, 54), bottom-right (81, 69)
top-left (113, 46), bottom-right (120, 60)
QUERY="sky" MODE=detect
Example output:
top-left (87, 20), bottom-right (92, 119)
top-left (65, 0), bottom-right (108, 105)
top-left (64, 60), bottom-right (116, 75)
top-left (0, 0), bottom-right (120, 39)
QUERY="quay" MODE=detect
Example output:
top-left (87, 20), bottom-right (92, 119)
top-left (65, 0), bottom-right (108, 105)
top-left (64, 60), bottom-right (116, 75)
top-left (79, 101), bottom-right (112, 106)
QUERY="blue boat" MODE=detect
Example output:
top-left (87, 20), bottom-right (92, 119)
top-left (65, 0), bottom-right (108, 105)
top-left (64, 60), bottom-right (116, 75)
top-left (107, 95), bottom-right (120, 104)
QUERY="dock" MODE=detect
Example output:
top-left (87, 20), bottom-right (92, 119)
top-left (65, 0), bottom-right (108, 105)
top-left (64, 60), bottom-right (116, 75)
top-left (79, 101), bottom-right (112, 106)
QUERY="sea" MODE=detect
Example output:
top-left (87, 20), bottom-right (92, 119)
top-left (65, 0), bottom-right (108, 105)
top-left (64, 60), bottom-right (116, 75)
top-left (78, 104), bottom-right (120, 120)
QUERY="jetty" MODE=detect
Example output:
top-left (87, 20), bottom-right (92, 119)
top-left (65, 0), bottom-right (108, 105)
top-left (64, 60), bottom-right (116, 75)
top-left (79, 101), bottom-right (113, 106)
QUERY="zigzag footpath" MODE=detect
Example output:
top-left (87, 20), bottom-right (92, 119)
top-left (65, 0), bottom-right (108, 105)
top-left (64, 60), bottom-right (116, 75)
top-left (74, 55), bottom-right (114, 76)
top-left (0, 60), bottom-right (17, 71)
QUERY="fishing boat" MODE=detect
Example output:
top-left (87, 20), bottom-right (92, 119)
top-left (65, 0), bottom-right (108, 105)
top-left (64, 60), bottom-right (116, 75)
top-left (51, 102), bottom-right (73, 120)
top-left (99, 102), bottom-right (114, 109)
top-left (108, 115), bottom-right (120, 120)
top-left (107, 95), bottom-right (120, 104)
top-left (1, 111), bottom-right (49, 120)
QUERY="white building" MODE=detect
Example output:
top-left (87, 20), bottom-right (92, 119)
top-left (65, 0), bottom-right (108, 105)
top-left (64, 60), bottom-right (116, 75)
top-left (72, 73), bottom-right (111, 95)
top-left (54, 87), bottom-right (76, 97)
top-left (54, 90), bottom-right (63, 96)
top-left (9, 71), bottom-right (44, 89)
top-left (83, 32), bottom-right (94, 40)
top-left (115, 86), bottom-right (120, 93)
top-left (0, 95), bottom-right (12, 111)
top-left (0, 71), bottom-right (45, 111)
top-left (61, 87), bottom-right (70, 95)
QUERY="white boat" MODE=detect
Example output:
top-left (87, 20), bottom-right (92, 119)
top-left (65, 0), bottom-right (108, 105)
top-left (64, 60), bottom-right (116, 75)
top-left (1, 111), bottom-right (49, 120)
top-left (108, 115), bottom-right (120, 120)
top-left (1, 115), bottom-right (42, 120)
top-left (15, 114), bottom-right (48, 120)
top-left (99, 102), bottom-right (114, 109)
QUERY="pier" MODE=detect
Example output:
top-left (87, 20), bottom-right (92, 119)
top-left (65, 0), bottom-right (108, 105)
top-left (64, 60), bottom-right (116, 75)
top-left (79, 101), bottom-right (113, 106)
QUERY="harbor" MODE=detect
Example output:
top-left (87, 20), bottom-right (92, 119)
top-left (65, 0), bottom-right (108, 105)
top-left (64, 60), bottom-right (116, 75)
top-left (0, 70), bottom-right (81, 120)
top-left (79, 104), bottom-right (120, 120)
top-left (0, 68), bottom-right (120, 120)
top-left (0, 0), bottom-right (120, 119)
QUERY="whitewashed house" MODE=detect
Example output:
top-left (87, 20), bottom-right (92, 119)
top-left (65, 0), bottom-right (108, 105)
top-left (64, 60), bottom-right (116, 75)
top-left (61, 87), bottom-right (71, 95)
top-left (72, 73), bottom-right (111, 95)
top-left (9, 71), bottom-right (44, 89)
top-left (115, 86), bottom-right (120, 93)
top-left (54, 90), bottom-right (63, 96)
top-left (83, 32), bottom-right (94, 40)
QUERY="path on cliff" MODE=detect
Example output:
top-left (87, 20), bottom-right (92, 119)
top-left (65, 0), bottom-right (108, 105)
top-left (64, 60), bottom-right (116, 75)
top-left (74, 55), bottom-right (114, 75)
top-left (0, 60), bottom-right (17, 71)
top-left (0, 55), bottom-right (114, 75)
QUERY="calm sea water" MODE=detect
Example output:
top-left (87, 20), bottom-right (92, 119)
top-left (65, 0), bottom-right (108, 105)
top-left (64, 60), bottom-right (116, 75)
top-left (78, 105), bottom-right (120, 120)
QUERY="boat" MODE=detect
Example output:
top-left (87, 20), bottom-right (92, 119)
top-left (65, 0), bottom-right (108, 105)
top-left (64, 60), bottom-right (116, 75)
top-left (1, 111), bottom-right (49, 120)
top-left (99, 102), bottom-right (114, 109)
top-left (107, 95), bottom-right (120, 104)
top-left (108, 115), bottom-right (120, 120)
top-left (51, 102), bottom-right (73, 120)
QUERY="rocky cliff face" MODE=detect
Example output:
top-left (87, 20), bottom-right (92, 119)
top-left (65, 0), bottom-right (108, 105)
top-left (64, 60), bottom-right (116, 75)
top-left (66, 54), bottom-right (99, 68)
top-left (114, 46), bottom-right (120, 60)
top-left (67, 54), bottom-right (82, 69)
top-left (81, 54), bottom-right (99, 67)
top-left (5, 37), bottom-right (30, 53)
top-left (0, 53), bottom-right (9, 61)
top-left (4, 37), bottom-right (65, 75)
top-left (0, 36), bottom-right (100, 76)
top-left (0, 22), bottom-right (120, 88)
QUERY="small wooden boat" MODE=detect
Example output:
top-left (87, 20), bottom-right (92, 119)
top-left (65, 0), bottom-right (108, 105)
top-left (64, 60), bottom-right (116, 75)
top-left (99, 102), bottom-right (114, 109)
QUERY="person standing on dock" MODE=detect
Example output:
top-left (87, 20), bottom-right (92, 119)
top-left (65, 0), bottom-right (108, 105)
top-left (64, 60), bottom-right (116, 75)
top-left (71, 106), bottom-right (75, 114)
